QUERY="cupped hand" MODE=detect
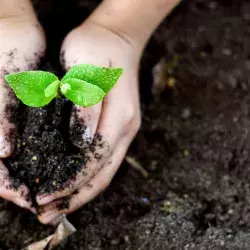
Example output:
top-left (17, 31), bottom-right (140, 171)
top-left (37, 21), bottom-right (141, 224)
top-left (0, 9), bottom-right (45, 210)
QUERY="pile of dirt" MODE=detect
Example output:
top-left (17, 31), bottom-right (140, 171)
top-left (1, 0), bottom-right (250, 249)
top-left (4, 98), bottom-right (104, 202)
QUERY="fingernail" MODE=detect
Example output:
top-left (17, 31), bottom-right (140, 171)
top-left (37, 195), bottom-right (54, 205)
top-left (29, 207), bottom-right (37, 214)
top-left (13, 197), bottom-right (30, 209)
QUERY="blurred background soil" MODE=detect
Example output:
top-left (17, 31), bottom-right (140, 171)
top-left (1, 0), bottom-right (250, 249)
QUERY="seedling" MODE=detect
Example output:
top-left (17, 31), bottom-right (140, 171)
top-left (4, 64), bottom-right (124, 107)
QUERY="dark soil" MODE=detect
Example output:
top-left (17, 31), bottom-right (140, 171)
top-left (1, 0), bottom-right (250, 249)
top-left (4, 98), bottom-right (105, 202)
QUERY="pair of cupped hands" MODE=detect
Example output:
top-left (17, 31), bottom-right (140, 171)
top-left (0, 10), bottom-right (140, 224)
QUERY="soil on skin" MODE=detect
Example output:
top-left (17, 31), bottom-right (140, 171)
top-left (4, 98), bottom-right (105, 202)
top-left (1, 0), bottom-right (250, 249)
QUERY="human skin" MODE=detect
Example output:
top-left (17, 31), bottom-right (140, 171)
top-left (0, 0), bottom-right (45, 210)
top-left (36, 0), bottom-right (181, 224)
top-left (0, 0), bottom-right (181, 224)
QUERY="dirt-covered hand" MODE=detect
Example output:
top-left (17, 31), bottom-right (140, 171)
top-left (0, 1), bottom-right (45, 210)
top-left (37, 21), bottom-right (141, 224)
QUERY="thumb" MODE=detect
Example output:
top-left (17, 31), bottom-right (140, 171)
top-left (70, 103), bottom-right (102, 149)
top-left (0, 78), bottom-right (16, 158)
top-left (60, 27), bottom-right (106, 149)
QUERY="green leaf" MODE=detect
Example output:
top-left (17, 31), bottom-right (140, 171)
top-left (61, 64), bottom-right (124, 93)
top-left (5, 71), bottom-right (58, 107)
top-left (61, 78), bottom-right (105, 107)
top-left (44, 80), bottom-right (60, 98)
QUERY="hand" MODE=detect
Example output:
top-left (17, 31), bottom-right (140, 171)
top-left (37, 21), bottom-right (141, 224)
top-left (0, 7), bottom-right (45, 210)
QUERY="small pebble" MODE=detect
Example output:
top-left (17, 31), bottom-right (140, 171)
top-left (111, 239), bottom-right (120, 245)
top-left (181, 108), bottom-right (191, 119)
top-left (32, 156), bottom-right (38, 161)
top-left (167, 77), bottom-right (176, 88)
top-left (165, 200), bottom-right (171, 206)
top-left (220, 240), bottom-right (225, 246)
top-left (222, 48), bottom-right (232, 56)
top-left (184, 149), bottom-right (190, 157)
top-left (200, 51), bottom-right (207, 57)
top-left (124, 235), bottom-right (130, 242)
top-left (139, 197), bottom-right (151, 206)
top-left (233, 117), bottom-right (238, 123)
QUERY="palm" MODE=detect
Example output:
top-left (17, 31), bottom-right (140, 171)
top-left (37, 22), bottom-right (141, 224)
top-left (0, 18), bottom-right (45, 210)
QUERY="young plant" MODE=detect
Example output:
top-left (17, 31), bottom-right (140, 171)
top-left (4, 64), bottom-right (124, 107)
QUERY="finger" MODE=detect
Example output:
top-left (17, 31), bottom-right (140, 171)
top-left (61, 32), bottom-right (104, 148)
top-left (70, 103), bottom-right (102, 148)
top-left (0, 160), bottom-right (34, 211)
top-left (0, 78), bottom-right (17, 158)
top-left (37, 75), bottom-right (129, 205)
top-left (0, 18), bottom-right (46, 157)
top-left (38, 136), bottom-right (131, 224)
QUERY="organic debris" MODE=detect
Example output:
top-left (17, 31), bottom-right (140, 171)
top-left (24, 215), bottom-right (76, 250)
top-left (126, 156), bottom-right (149, 178)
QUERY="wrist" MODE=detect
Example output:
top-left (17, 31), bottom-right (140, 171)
top-left (75, 20), bottom-right (141, 71)
top-left (0, 0), bottom-right (36, 20)
top-left (87, 0), bottom-right (181, 53)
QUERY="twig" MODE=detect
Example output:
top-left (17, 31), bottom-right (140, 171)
top-left (126, 156), bottom-right (149, 178)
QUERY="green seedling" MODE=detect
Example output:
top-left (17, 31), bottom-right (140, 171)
top-left (4, 64), bottom-right (124, 107)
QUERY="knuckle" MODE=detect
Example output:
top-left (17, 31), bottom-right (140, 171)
top-left (124, 106), bottom-right (141, 135)
top-left (133, 115), bottom-right (141, 132)
top-left (124, 105), bottom-right (140, 125)
top-left (124, 105), bottom-right (136, 122)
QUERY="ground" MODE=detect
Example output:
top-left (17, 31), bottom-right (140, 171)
top-left (1, 0), bottom-right (250, 249)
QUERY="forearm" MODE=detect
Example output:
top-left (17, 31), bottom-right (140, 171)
top-left (88, 0), bottom-right (181, 53)
top-left (0, 0), bottom-right (45, 77)
top-left (0, 0), bottom-right (36, 20)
